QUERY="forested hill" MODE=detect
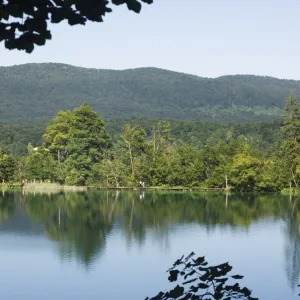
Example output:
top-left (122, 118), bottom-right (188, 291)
top-left (1, 63), bottom-right (299, 124)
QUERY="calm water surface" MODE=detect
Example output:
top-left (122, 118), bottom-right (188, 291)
top-left (0, 190), bottom-right (299, 299)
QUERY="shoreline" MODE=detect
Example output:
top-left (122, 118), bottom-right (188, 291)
top-left (87, 186), bottom-right (225, 192)
top-left (1, 182), bottom-right (225, 193)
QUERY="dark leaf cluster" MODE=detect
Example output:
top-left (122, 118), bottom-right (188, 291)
top-left (0, 0), bottom-right (152, 52)
top-left (146, 252), bottom-right (258, 300)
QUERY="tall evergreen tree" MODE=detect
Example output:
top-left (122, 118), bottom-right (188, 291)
top-left (281, 94), bottom-right (300, 187)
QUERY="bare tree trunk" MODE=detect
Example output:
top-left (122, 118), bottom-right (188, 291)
top-left (152, 127), bottom-right (161, 162)
top-left (225, 174), bottom-right (228, 190)
top-left (129, 196), bottom-right (135, 239)
top-left (153, 127), bottom-right (156, 160)
top-left (292, 199), bottom-right (297, 214)
top-left (109, 191), bottom-right (119, 223)
top-left (291, 169), bottom-right (299, 188)
top-left (58, 207), bottom-right (61, 227)
top-left (107, 160), bottom-right (119, 188)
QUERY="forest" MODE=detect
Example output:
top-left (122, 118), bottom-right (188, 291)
top-left (1, 63), bottom-right (300, 124)
top-left (0, 118), bottom-right (281, 157)
top-left (0, 93), bottom-right (299, 192)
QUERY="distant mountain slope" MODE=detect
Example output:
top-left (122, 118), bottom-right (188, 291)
top-left (0, 63), bottom-right (299, 124)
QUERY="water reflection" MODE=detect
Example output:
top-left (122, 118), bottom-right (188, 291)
top-left (1, 190), bottom-right (300, 292)
top-left (23, 191), bottom-right (114, 267)
top-left (0, 192), bottom-right (15, 222)
top-left (285, 197), bottom-right (300, 291)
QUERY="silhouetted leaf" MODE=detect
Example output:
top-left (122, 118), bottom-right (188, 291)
top-left (166, 285), bottom-right (184, 298)
top-left (183, 278), bottom-right (198, 285)
top-left (126, 0), bottom-right (142, 13)
top-left (198, 283), bottom-right (209, 289)
top-left (190, 285), bottom-right (199, 293)
top-left (193, 256), bottom-right (205, 265)
top-left (232, 274), bottom-right (244, 280)
top-left (168, 270), bottom-right (179, 282)
top-left (1, 0), bottom-right (153, 52)
top-left (173, 255), bottom-right (184, 266)
top-left (146, 252), bottom-right (257, 299)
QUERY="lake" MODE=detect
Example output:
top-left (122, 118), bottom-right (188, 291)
top-left (0, 190), bottom-right (299, 300)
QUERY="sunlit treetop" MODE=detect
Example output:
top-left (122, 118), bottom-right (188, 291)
top-left (0, 0), bottom-right (153, 53)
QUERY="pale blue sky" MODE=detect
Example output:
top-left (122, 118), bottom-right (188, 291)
top-left (1, 0), bottom-right (300, 79)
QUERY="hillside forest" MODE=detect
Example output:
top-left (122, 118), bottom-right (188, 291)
top-left (1, 63), bottom-right (299, 124)
top-left (0, 94), bottom-right (300, 192)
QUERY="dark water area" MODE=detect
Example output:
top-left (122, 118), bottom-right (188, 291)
top-left (0, 190), bottom-right (299, 299)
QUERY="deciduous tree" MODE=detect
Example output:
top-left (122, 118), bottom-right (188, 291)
top-left (0, 148), bottom-right (15, 183)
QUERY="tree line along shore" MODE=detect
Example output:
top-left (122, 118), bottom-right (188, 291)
top-left (1, 94), bottom-right (300, 193)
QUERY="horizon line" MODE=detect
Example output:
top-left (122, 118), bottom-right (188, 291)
top-left (0, 62), bottom-right (297, 81)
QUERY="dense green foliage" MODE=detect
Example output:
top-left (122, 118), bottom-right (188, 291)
top-left (281, 94), bottom-right (300, 187)
top-left (25, 144), bottom-right (59, 182)
top-left (0, 148), bottom-right (15, 182)
top-left (1, 63), bottom-right (300, 124)
top-left (107, 118), bottom-right (282, 153)
top-left (0, 124), bottom-right (44, 156)
top-left (40, 103), bottom-right (112, 185)
top-left (2, 94), bottom-right (300, 192)
top-left (0, 118), bottom-right (281, 157)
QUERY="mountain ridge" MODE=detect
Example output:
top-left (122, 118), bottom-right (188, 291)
top-left (0, 63), bottom-right (298, 124)
top-left (2, 62), bottom-right (298, 81)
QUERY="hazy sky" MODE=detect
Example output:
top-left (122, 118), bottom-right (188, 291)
top-left (1, 0), bottom-right (300, 79)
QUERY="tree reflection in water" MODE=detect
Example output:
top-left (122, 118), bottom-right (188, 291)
top-left (284, 196), bottom-right (300, 292)
top-left (0, 191), bottom-right (15, 222)
top-left (1, 190), bottom-right (300, 294)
